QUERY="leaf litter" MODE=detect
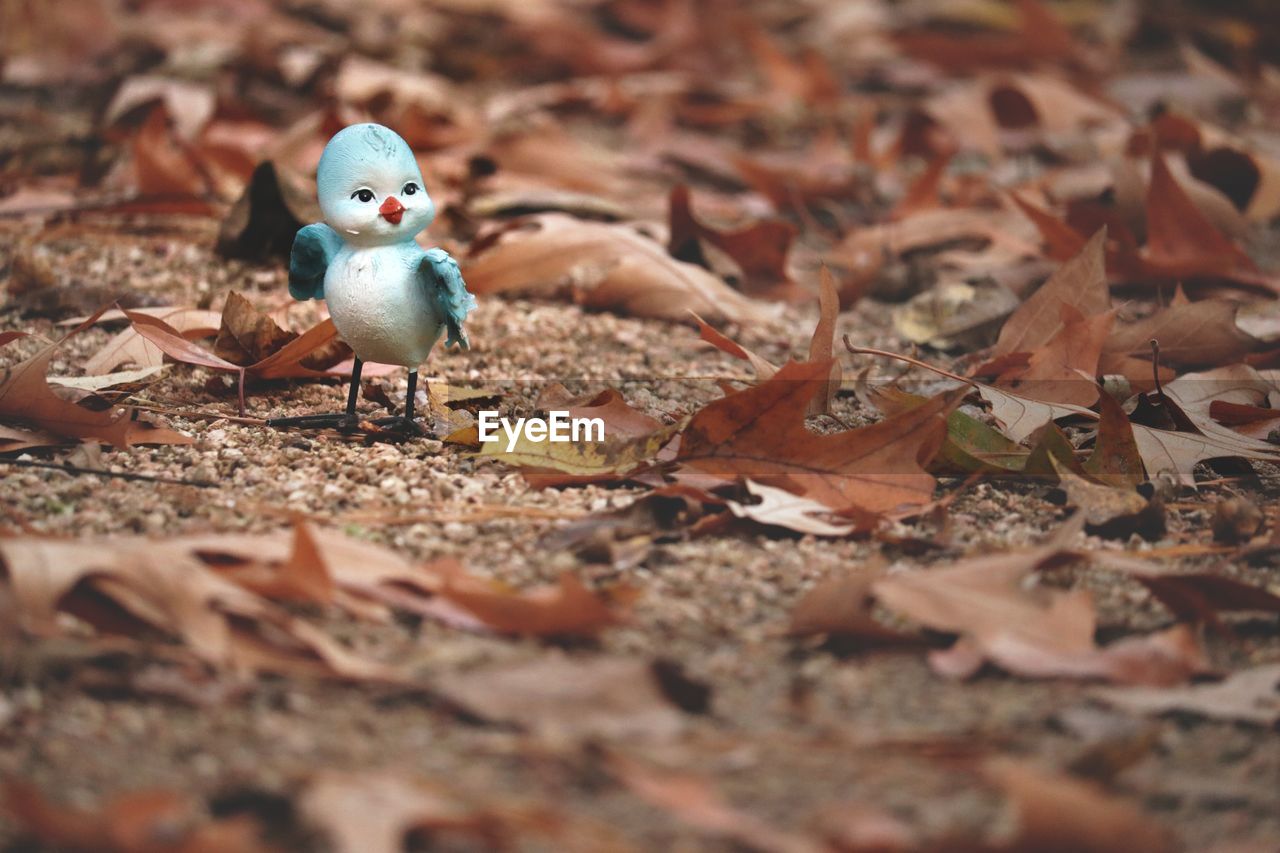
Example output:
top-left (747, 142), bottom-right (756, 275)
top-left (4, 0), bottom-right (1280, 850)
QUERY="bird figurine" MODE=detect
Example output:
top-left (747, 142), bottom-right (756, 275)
top-left (267, 123), bottom-right (475, 435)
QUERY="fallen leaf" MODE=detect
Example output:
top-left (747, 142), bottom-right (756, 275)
top-left (1050, 457), bottom-right (1165, 541)
top-left (982, 758), bottom-right (1175, 852)
top-left (84, 307), bottom-right (223, 375)
top-left (0, 532), bottom-right (397, 680)
top-left (298, 770), bottom-right (492, 853)
top-left (690, 311), bottom-right (779, 380)
top-left (478, 411), bottom-right (682, 486)
top-left (608, 753), bottom-right (822, 853)
top-left (438, 656), bottom-right (684, 742)
top-left (213, 291), bottom-right (302, 365)
top-left (806, 268), bottom-right (842, 416)
top-left (726, 479), bottom-right (867, 537)
top-left (1133, 572), bottom-right (1280, 628)
top-left (991, 303), bottom-right (1113, 407)
top-left (2, 781), bottom-right (273, 853)
top-left (991, 229), bottom-right (1110, 361)
top-left (1091, 664), bottom-right (1280, 727)
top-left (0, 313), bottom-right (190, 449)
top-left (1141, 152), bottom-right (1259, 282)
top-left (1083, 390), bottom-right (1145, 488)
top-left (667, 184), bottom-right (797, 299)
top-left (677, 359), bottom-right (961, 515)
top-left (465, 214), bottom-right (776, 324)
top-left (871, 545), bottom-right (1206, 685)
top-left (437, 569), bottom-right (634, 638)
top-left (787, 563), bottom-right (917, 644)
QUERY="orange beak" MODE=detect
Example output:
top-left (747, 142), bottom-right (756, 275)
top-left (379, 196), bottom-right (405, 224)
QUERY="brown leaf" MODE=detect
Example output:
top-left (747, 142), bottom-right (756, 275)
top-left (2, 781), bottom-right (273, 853)
top-left (982, 758), bottom-right (1175, 853)
top-left (1134, 572), bottom-right (1280, 628)
top-left (213, 291), bottom-right (299, 365)
top-left (465, 214), bottom-right (776, 324)
top-left (690, 311), bottom-right (778, 379)
top-left (726, 479), bottom-right (872, 538)
top-left (993, 303), bottom-right (1114, 407)
top-left (667, 184), bottom-right (797, 299)
top-left (871, 545), bottom-right (1206, 685)
top-left (787, 563), bottom-right (917, 643)
top-left (533, 385), bottom-right (663, 439)
top-left (608, 753), bottom-right (822, 853)
top-left (437, 570), bottom-right (634, 638)
top-left (439, 656), bottom-right (685, 743)
top-left (805, 268), bottom-right (841, 416)
top-left (992, 228), bottom-right (1110, 361)
top-left (298, 770), bottom-right (492, 853)
top-left (0, 532), bottom-right (396, 680)
top-left (84, 307), bottom-right (223, 375)
top-left (1051, 458), bottom-right (1165, 541)
top-left (677, 359), bottom-right (960, 515)
top-left (1083, 391), bottom-right (1145, 488)
top-left (1091, 664), bottom-right (1280, 727)
top-left (0, 312), bottom-right (190, 449)
top-left (1142, 152), bottom-right (1258, 281)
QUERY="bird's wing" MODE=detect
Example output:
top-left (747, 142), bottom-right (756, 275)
top-left (419, 247), bottom-right (477, 350)
top-left (288, 223), bottom-right (343, 301)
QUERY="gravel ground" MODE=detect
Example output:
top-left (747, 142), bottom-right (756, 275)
top-left (1, 219), bottom-right (1279, 851)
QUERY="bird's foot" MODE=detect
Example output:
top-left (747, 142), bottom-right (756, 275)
top-left (266, 412), bottom-right (360, 433)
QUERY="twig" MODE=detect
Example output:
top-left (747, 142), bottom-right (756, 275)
top-left (0, 458), bottom-right (216, 488)
top-left (1149, 338), bottom-right (1166, 405)
top-left (128, 400), bottom-right (266, 426)
top-left (842, 336), bottom-right (978, 387)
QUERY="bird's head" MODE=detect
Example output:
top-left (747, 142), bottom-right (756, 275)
top-left (315, 123), bottom-right (436, 247)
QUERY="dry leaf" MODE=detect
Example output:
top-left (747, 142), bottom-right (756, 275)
top-left (1091, 664), bottom-right (1280, 727)
top-left (438, 656), bottom-right (684, 742)
top-left (991, 229), bottom-right (1110, 361)
top-left (436, 570), bottom-right (633, 638)
top-left (0, 531), bottom-right (397, 680)
top-left (465, 214), bottom-right (776, 324)
top-left (608, 753), bottom-right (822, 853)
top-left (2, 781), bottom-right (273, 853)
top-left (0, 314), bottom-right (190, 449)
top-left (667, 184), bottom-right (797, 299)
top-left (871, 546), bottom-right (1206, 685)
top-left (726, 479), bottom-right (867, 537)
top-left (85, 307), bottom-right (223, 375)
top-left (677, 359), bottom-right (961, 515)
top-left (982, 758), bottom-right (1175, 853)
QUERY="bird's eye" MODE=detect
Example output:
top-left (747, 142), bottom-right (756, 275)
top-left (402, 183), bottom-right (419, 196)
top-left (351, 189), bottom-right (375, 203)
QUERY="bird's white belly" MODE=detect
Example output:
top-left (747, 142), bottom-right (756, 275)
top-left (324, 249), bottom-right (441, 368)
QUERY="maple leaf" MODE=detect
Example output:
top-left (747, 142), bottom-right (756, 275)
top-left (0, 313), bottom-right (190, 449)
top-left (677, 359), bottom-right (961, 515)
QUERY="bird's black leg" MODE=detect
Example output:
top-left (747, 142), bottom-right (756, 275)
top-left (372, 370), bottom-right (428, 436)
top-left (343, 357), bottom-right (364, 428)
top-left (266, 357), bottom-right (364, 432)
top-left (403, 370), bottom-right (418, 424)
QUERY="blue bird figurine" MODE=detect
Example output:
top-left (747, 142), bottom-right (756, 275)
top-left (268, 123), bottom-right (475, 435)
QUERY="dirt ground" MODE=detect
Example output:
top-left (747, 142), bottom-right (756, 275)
top-left (1, 224), bottom-right (1278, 851)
